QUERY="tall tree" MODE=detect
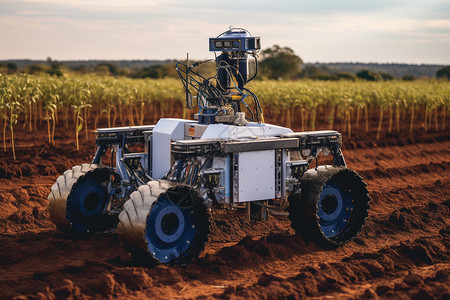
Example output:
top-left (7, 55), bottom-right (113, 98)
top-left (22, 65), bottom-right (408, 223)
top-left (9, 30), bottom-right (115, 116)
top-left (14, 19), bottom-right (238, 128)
top-left (436, 66), bottom-right (450, 79)
top-left (259, 45), bottom-right (303, 79)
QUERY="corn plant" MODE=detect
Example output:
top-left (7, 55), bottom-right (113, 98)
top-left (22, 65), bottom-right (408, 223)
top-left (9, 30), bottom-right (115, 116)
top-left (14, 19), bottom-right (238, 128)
top-left (0, 73), bottom-right (449, 156)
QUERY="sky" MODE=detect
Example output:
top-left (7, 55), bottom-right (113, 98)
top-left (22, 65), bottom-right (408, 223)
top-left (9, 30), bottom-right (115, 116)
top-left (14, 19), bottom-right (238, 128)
top-left (0, 0), bottom-right (449, 64)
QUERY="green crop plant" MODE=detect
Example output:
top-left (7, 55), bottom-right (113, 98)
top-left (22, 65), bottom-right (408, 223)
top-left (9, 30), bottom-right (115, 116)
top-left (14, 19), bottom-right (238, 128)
top-left (0, 75), bottom-right (24, 160)
top-left (0, 73), bottom-right (449, 154)
top-left (72, 102), bottom-right (92, 151)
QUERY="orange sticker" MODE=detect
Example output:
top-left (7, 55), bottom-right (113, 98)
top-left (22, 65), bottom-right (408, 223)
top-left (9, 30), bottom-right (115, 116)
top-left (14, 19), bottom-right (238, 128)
top-left (188, 127), bottom-right (195, 136)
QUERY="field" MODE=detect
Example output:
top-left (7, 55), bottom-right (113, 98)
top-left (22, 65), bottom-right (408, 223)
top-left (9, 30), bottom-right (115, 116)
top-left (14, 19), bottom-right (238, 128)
top-left (1, 74), bottom-right (449, 158)
top-left (0, 75), bottom-right (449, 299)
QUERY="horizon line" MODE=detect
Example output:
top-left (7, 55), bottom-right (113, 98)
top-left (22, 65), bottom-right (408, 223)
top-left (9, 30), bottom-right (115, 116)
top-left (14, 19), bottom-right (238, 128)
top-left (0, 58), bottom-right (448, 66)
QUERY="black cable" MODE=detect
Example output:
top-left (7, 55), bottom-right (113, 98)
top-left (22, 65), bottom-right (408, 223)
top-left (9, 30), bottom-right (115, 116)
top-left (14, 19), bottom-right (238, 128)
top-left (247, 56), bottom-right (258, 83)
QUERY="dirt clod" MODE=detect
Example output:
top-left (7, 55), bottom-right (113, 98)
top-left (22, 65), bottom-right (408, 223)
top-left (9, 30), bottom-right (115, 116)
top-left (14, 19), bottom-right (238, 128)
top-left (404, 273), bottom-right (424, 286)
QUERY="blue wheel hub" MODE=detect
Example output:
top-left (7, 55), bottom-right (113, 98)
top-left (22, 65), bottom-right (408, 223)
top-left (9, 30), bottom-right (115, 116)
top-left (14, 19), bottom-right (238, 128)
top-left (318, 183), bottom-right (353, 237)
top-left (155, 206), bottom-right (185, 243)
top-left (66, 173), bottom-right (109, 234)
top-left (78, 183), bottom-right (105, 216)
top-left (145, 194), bottom-right (197, 263)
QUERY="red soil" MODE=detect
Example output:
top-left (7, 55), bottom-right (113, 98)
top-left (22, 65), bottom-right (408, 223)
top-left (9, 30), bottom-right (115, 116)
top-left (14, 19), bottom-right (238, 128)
top-left (0, 115), bottom-right (449, 299)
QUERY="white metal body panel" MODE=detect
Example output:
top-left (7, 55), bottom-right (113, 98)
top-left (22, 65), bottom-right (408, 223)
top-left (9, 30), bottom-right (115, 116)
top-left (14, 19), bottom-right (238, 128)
top-left (238, 150), bottom-right (275, 202)
top-left (184, 123), bottom-right (208, 139)
top-left (152, 118), bottom-right (195, 179)
top-left (201, 122), bottom-right (293, 140)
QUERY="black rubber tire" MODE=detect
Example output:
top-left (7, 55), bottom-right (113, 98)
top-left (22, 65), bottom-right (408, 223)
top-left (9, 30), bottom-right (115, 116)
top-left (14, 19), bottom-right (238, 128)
top-left (118, 180), bottom-right (210, 266)
top-left (48, 164), bottom-right (100, 233)
top-left (47, 163), bottom-right (118, 235)
top-left (288, 165), bottom-right (370, 248)
top-left (66, 167), bottom-right (119, 234)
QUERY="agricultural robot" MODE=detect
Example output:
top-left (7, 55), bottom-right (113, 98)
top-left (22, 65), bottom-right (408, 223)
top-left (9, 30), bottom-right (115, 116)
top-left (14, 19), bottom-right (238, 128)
top-left (48, 28), bottom-right (370, 265)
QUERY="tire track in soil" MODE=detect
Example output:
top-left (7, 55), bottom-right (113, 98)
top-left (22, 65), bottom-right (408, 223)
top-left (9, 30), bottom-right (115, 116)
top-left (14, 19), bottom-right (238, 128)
top-left (0, 131), bottom-right (449, 299)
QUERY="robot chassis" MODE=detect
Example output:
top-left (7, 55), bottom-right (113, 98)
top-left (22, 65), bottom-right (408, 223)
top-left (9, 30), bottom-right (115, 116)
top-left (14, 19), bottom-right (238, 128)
top-left (48, 28), bottom-right (370, 265)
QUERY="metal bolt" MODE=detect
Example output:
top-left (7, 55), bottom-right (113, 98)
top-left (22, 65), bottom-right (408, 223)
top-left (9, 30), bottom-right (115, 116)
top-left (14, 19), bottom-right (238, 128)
top-left (186, 240), bottom-right (190, 244)
top-left (192, 225), bottom-right (195, 228)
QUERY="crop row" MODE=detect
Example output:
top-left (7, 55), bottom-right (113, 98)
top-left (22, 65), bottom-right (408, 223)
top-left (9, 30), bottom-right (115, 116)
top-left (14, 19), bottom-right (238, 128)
top-left (250, 79), bottom-right (449, 138)
top-left (1, 73), bottom-right (449, 159)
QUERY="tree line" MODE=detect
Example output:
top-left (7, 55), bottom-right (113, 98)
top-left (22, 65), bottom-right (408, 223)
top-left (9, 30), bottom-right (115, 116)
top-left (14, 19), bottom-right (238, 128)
top-left (1, 49), bottom-right (449, 81)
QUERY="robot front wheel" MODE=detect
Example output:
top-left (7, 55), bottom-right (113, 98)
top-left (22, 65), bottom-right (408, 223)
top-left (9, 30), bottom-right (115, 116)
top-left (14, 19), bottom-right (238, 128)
top-left (118, 181), bottom-right (211, 266)
top-left (47, 163), bottom-right (119, 235)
